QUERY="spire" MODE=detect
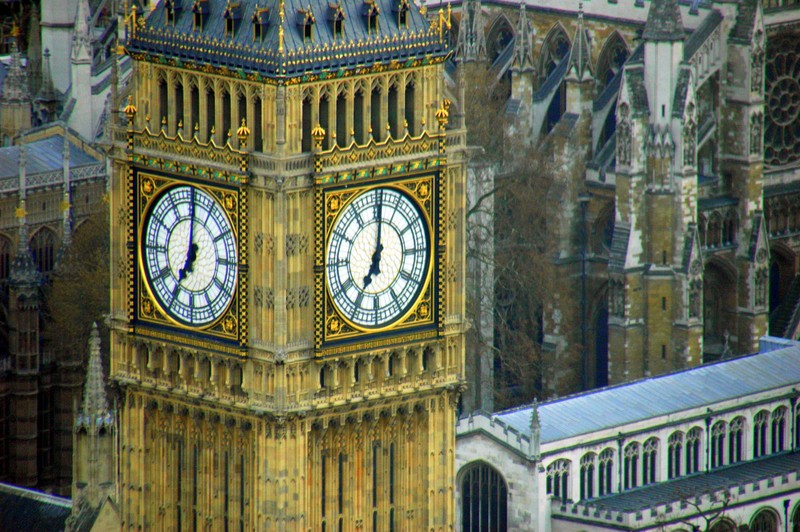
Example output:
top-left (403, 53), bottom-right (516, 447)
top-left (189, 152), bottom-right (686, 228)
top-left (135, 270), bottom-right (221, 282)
top-left (566, 3), bottom-right (592, 81)
top-left (61, 135), bottom-right (72, 246)
top-left (528, 398), bottom-right (541, 459)
top-left (0, 25), bottom-right (30, 106)
top-left (9, 143), bottom-right (39, 290)
top-left (511, 1), bottom-right (534, 72)
top-left (72, 0), bottom-right (93, 64)
top-left (27, 9), bottom-right (42, 97)
top-left (643, 0), bottom-right (684, 42)
top-left (77, 323), bottom-right (112, 431)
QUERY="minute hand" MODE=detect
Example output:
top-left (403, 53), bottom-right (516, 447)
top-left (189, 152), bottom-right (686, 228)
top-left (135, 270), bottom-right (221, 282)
top-left (179, 189), bottom-right (197, 281)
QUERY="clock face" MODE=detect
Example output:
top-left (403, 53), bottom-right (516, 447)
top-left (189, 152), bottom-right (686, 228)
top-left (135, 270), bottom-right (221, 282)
top-left (326, 187), bottom-right (430, 328)
top-left (141, 185), bottom-right (237, 326)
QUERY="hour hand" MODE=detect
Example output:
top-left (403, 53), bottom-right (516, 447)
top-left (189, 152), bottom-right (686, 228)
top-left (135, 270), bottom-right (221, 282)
top-left (363, 243), bottom-right (383, 288)
top-left (178, 243), bottom-right (198, 281)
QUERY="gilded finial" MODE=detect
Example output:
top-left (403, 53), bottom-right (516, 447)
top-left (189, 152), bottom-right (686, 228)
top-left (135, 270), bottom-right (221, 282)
top-left (123, 95), bottom-right (137, 124)
top-left (237, 117), bottom-right (251, 148)
top-left (279, 0), bottom-right (286, 54)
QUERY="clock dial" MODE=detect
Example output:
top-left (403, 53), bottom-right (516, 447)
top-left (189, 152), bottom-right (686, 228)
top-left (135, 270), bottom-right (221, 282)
top-left (141, 185), bottom-right (237, 326)
top-left (326, 187), bottom-right (430, 328)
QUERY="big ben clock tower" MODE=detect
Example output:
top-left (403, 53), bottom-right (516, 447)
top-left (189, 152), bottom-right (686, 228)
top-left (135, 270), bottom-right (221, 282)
top-left (109, 0), bottom-right (466, 529)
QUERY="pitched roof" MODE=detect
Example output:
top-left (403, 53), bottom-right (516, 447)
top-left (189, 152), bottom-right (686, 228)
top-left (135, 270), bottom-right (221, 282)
top-left (128, 0), bottom-right (449, 80)
top-left (0, 483), bottom-right (71, 532)
top-left (642, 0), bottom-right (684, 42)
top-left (487, 342), bottom-right (800, 444)
top-left (0, 134), bottom-right (101, 181)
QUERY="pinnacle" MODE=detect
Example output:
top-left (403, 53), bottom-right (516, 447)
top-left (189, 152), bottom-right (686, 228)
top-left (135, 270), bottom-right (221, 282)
top-left (643, 0), bottom-right (684, 42)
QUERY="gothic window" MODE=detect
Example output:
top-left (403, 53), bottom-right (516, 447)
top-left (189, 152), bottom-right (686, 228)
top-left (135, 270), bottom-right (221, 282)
top-left (595, 33), bottom-right (629, 89)
top-left (396, 0), bottom-right (410, 28)
top-left (642, 438), bottom-right (658, 485)
top-left (755, 267), bottom-right (769, 308)
top-left (711, 421), bottom-right (726, 468)
top-left (684, 118), bottom-right (696, 167)
top-left (710, 518), bottom-right (739, 532)
top-left (751, 112), bottom-right (763, 155)
top-left (364, 0), bottom-right (380, 34)
top-left (610, 279), bottom-right (625, 317)
top-left (579, 453), bottom-right (595, 500)
top-left (728, 416), bottom-right (744, 463)
top-left (668, 432), bottom-right (683, 479)
top-left (301, 96), bottom-right (312, 152)
top-left (165, 0), bottom-right (178, 25)
top-left (764, 34), bottom-right (800, 167)
top-left (31, 227), bottom-right (57, 273)
top-left (754, 410), bottom-right (769, 458)
top-left (330, 3), bottom-right (345, 37)
top-left (688, 278), bottom-right (703, 319)
top-left (617, 104), bottom-right (631, 168)
top-left (771, 406), bottom-right (787, 453)
top-left (598, 448), bottom-right (614, 496)
top-left (539, 25), bottom-right (571, 81)
top-left (623, 442), bottom-right (639, 490)
top-left (460, 462), bottom-right (508, 532)
top-left (686, 427), bottom-right (702, 474)
top-left (192, 0), bottom-right (208, 30)
top-left (0, 234), bottom-right (11, 280)
top-left (298, 8), bottom-right (316, 42)
top-left (404, 80), bottom-right (415, 136)
top-left (750, 509), bottom-right (779, 532)
top-left (223, 2), bottom-right (242, 36)
top-left (546, 459), bottom-right (570, 500)
top-left (793, 502), bottom-right (800, 531)
top-left (252, 8), bottom-right (269, 41)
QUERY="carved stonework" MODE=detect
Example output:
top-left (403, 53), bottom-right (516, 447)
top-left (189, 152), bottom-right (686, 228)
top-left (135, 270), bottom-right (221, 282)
top-left (617, 105), bottom-right (631, 168)
top-left (751, 112), bottom-right (763, 156)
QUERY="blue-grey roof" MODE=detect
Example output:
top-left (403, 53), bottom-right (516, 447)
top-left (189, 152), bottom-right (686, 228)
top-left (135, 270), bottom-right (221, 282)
top-left (575, 451), bottom-right (800, 512)
top-left (0, 483), bottom-right (71, 532)
top-left (0, 134), bottom-right (102, 180)
top-left (129, 0), bottom-right (449, 79)
top-left (490, 345), bottom-right (800, 444)
top-left (684, 9), bottom-right (722, 59)
top-left (534, 55), bottom-right (569, 103)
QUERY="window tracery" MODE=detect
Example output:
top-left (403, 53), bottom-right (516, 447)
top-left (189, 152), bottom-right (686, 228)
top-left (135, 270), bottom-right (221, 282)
top-left (546, 459), bottom-right (570, 499)
top-left (771, 406), bottom-right (787, 453)
top-left (751, 111), bottom-right (763, 155)
top-left (623, 442), bottom-right (639, 490)
top-left (539, 26), bottom-right (571, 81)
top-left (754, 410), bottom-right (769, 457)
top-left (711, 421), bottom-right (726, 468)
top-left (728, 416), bottom-right (744, 463)
top-left (579, 453), bottom-right (595, 500)
top-left (596, 33), bottom-right (629, 89)
top-left (686, 427), bottom-right (701, 474)
top-left (750, 509), bottom-right (779, 532)
top-left (460, 463), bottom-right (508, 531)
top-left (598, 448), bottom-right (613, 496)
top-left (764, 33), bottom-right (800, 167)
top-left (667, 432), bottom-right (683, 479)
top-left (642, 438), bottom-right (658, 485)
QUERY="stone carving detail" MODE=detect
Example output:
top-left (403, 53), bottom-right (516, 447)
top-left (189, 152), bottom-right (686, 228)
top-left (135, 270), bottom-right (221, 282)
top-left (285, 233), bottom-right (309, 255)
top-left (754, 267), bottom-right (768, 308)
top-left (764, 34), bottom-right (800, 167)
top-left (286, 286), bottom-right (310, 309)
top-left (689, 279), bottom-right (702, 319)
top-left (610, 279), bottom-right (625, 317)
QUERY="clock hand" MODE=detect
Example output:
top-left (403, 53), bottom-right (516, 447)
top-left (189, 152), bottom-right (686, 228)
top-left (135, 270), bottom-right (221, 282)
top-left (363, 190), bottom-right (384, 288)
top-left (179, 188), bottom-right (197, 281)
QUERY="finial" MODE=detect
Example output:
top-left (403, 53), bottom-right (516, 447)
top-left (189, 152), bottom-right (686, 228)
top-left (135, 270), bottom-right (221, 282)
top-left (237, 117), bottom-right (251, 148)
top-left (578, 1), bottom-right (583, 20)
top-left (279, 0), bottom-right (286, 54)
top-left (312, 124), bottom-right (326, 150)
top-left (123, 95), bottom-right (137, 124)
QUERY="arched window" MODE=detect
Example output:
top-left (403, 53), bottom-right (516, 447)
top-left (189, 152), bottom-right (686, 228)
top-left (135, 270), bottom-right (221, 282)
top-left (580, 453), bottom-right (595, 500)
top-left (642, 438), bottom-right (658, 485)
top-left (750, 509), bottom-right (779, 532)
top-left (546, 459), bottom-right (570, 500)
top-left (709, 518), bottom-right (738, 532)
top-left (729, 416), bottom-right (744, 463)
top-left (686, 427), bottom-right (702, 474)
top-left (754, 410), bottom-right (769, 458)
top-left (624, 442), bottom-right (639, 490)
top-left (598, 448), bottom-right (614, 496)
top-left (772, 406), bottom-right (787, 453)
top-left (0, 234), bottom-right (11, 280)
top-left (668, 432), bottom-right (683, 479)
top-left (711, 421), bottom-right (726, 468)
top-left (460, 462), bottom-right (508, 532)
top-left (538, 25), bottom-right (570, 82)
top-left (30, 227), bottom-right (57, 273)
top-left (792, 502), bottom-right (800, 532)
top-left (595, 32), bottom-right (629, 89)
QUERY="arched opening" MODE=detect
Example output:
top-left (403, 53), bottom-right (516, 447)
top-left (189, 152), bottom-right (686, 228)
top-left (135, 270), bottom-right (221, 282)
top-left (768, 244), bottom-right (795, 318)
top-left (336, 91), bottom-right (347, 146)
top-left (595, 32), bottom-right (629, 90)
top-left (301, 96), bottom-right (312, 152)
top-left (703, 259), bottom-right (737, 360)
top-left (791, 502), bottom-right (800, 531)
top-left (354, 88), bottom-right (365, 144)
top-left (30, 227), bottom-right (57, 274)
top-left (538, 25), bottom-right (570, 82)
top-left (486, 15), bottom-right (514, 65)
top-left (0, 234), bottom-right (11, 281)
top-left (404, 80), bottom-right (415, 135)
top-left (750, 509), bottom-right (779, 532)
top-left (459, 461), bottom-right (508, 531)
top-left (370, 84), bottom-right (382, 141)
top-left (174, 80), bottom-right (184, 131)
top-left (709, 518), bottom-right (738, 532)
top-left (319, 92), bottom-right (330, 149)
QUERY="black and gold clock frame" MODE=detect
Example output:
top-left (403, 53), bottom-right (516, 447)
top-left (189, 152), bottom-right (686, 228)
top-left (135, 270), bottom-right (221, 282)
top-left (131, 166), bottom-right (249, 350)
top-left (314, 171), bottom-right (444, 353)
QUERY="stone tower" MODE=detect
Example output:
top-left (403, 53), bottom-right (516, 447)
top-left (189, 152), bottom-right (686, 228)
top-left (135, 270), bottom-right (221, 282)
top-left (0, 27), bottom-right (32, 146)
top-left (109, 0), bottom-right (466, 529)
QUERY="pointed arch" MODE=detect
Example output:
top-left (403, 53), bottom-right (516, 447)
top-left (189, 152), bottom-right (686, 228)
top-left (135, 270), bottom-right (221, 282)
top-left (458, 460), bottom-right (508, 531)
top-left (595, 31), bottom-right (630, 89)
top-left (486, 14), bottom-right (514, 64)
top-left (703, 256), bottom-right (737, 357)
top-left (30, 226), bottom-right (58, 273)
top-left (0, 233), bottom-right (11, 280)
top-left (749, 508), bottom-right (779, 532)
top-left (538, 23), bottom-right (571, 82)
top-left (768, 241), bottom-right (795, 316)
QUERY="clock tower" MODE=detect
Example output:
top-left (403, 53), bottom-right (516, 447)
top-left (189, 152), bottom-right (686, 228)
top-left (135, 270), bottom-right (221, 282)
top-left (109, 0), bottom-right (466, 529)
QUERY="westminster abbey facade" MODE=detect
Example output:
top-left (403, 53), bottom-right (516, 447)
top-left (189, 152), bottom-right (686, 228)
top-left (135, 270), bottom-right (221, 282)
top-left (446, 0), bottom-right (800, 406)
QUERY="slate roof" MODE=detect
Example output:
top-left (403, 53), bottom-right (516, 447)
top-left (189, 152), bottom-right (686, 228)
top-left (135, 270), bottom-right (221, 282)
top-left (0, 134), bottom-right (102, 180)
top-left (0, 482), bottom-right (71, 532)
top-left (488, 344), bottom-right (800, 444)
top-left (575, 451), bottom-right (800, 512)
top-left (643, 0), bottom-right (684, 41)
top-left (534, 55), bottom-right (569, 103)
top-left (128, 0), bottom-right (449, 79)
